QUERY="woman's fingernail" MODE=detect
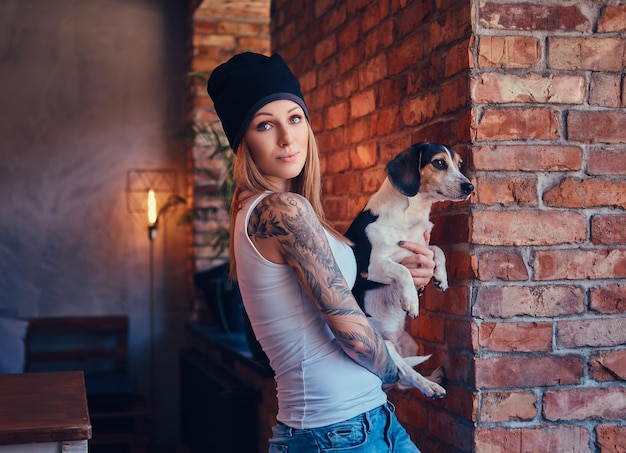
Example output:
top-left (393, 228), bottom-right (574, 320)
top-left (398, 240), bottom-right (405, 245)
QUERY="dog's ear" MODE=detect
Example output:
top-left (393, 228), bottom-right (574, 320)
top-left (385, 144), bottom-right (424, 196)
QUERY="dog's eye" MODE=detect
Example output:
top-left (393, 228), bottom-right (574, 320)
top-left (432, 159), bottom-right (448, 170)
top-left (457, 160), bottom-right (463, 169)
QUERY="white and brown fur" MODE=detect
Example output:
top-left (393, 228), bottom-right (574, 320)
top-left (344, 142), bottom-right (473, 398)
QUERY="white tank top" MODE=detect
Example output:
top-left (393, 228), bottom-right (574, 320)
top-left (234, 192), bottom-right (387, 429)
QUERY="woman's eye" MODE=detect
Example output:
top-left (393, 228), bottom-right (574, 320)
top-left (432, 159), bottom-right (447, 170)
top-left (256, 122), bottom-right (272, 132)
top-left (289, 115), bottom-right (302, 124)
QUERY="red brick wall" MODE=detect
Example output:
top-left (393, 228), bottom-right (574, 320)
top-left (191, 1), bottom-right (626, 452)
top-left (271, 0), bottom-right (476, 451)
top-left (471, 2), bottom-right (626, 452)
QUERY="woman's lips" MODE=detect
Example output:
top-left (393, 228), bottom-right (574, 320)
top-left (277, 152), bottom-right (299, 162)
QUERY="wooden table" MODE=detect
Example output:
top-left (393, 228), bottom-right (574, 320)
top-left (0, 371), bottom-right (91, 452)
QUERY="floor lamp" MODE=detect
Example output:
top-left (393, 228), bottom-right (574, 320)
top-left (146, 191), bottom-right (185, 409)
top-left (125, 169), bottom-right (184, 411)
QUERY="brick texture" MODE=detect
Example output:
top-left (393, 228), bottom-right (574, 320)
top-left (591, 219), bottom-right (626, 249)
top-left (548, 37), bottom-right (626, 71)
top-left (475, 426), bottom-right (592, 453)
top-left (472, 249), bottom-right (529, 281)
top-left (587, 146), bottom-right (626, 175)
top-left (472, 73), bottom-right (585, 104)
top-left (599, 5), bottom-right (626, 32)
top-left (472, 210), bottom-right (587, 246)
top-left (544, 178), bottom-right (626, 209)
top-left (474, 107), bottom-right (560, 141)
top-left (596, 425), bottom-right (626, 453)
top-left (473, 145), bottom-right (583, 171)
top-left (534, 249), bottom-right (626, 280)
top-left (480, 391), bottom-right (538, 422)
top-left (477, 35), bottom-right (541, 69)
top-left (479, 2), bottom-right (592, 32)
top-left (470, 2), bottom-right (625, 451)
top-left (189, 0), bottom-right (626, 452)
top-left (476, 354), bottom-right (584, 388)
top-left (557, 318), bottom-right (626, 348)
top-left (474, 285), bottom-right (585, 318)
top-left (590, 283), bottom-right (626, 314)
top-left (543, 387), bottom-right (626, 421)
top-left (568, 111), bottom-right (626, 143)
top-left (590, 349), bottom-right (626, 382)
top-left (478, 321), bottom-right (552, 352)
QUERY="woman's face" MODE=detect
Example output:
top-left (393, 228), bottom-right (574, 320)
top-left (244, 99), bottom-right (309, 191)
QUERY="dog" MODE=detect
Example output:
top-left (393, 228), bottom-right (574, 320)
top-left (344, 142), bottom-right (473, 398)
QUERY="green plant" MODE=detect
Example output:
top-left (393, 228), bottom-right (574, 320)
top-left (176, 71), bottom-right (235, 263)
top-left (177, 119), bottom-right (234, 261)
top-left (194, 123), bottom-right (234, 260)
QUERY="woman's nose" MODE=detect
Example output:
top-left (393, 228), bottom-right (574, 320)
top-left (278, 126), bottom-right (294, 147)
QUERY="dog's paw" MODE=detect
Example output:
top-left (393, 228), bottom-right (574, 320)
top-left (402, 298), bottom-right (419, 319)
top-left (421, 380), bottom-right (446, 399)
top-left (396, 372), bottom-right (446, 398)
top-left (393, 356), bottom-right (445, 398)
top-left (432, 274), bottom-right (448, 292)
top-left (400, 285), bottom-right (420, 318)
top-left (430, 246), bottom-right (448, 292)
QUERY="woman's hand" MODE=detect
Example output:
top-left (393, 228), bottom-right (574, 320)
top-left (398, 232), bottom-right (435, 291)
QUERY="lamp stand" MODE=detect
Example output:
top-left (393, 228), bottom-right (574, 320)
top-left (148, 229), bottom-right (156, 412)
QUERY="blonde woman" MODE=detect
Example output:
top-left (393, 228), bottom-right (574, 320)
top-left (208, 52), bottom-right (434, 452)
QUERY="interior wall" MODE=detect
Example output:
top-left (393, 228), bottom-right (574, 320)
top-left (0, 0), bottom-right (190, 447)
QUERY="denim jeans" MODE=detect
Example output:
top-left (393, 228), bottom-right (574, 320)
top-left (268, 402), bottom-right (421, 452)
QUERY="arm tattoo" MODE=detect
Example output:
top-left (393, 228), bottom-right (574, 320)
top-left (248, 193), bottom-right (399, 385)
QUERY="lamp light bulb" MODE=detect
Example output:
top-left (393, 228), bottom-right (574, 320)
top-left (147, 189), bottom-right (157, 225)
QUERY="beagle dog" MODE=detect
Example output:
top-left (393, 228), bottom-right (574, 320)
top-left (344, 142), bottom-right (473, 398)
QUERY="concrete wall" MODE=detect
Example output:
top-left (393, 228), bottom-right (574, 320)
top-left (0, 0), bottom-right (190, 447)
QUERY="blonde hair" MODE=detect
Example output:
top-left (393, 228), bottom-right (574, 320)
top-left (228, 122), bottom-right (345, 279)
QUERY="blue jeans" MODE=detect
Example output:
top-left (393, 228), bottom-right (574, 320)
top-left (268, 402), bottom-right (420, 452)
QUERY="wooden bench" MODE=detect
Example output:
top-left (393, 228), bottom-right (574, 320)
top-left (24, 315), bottom-right (153, 453)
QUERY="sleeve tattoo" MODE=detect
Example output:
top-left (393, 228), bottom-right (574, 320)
top-left (247, 192), bottom-right (399, 385)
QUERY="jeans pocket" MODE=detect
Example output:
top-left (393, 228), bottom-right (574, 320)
top-left (323, 420), bottom-right (367, 450)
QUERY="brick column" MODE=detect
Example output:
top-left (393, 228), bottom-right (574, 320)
top-left (471, 2), bottom-right (626, 452)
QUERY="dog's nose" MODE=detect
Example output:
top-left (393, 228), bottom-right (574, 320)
top-left (461, 182), bottom-right (474, 196)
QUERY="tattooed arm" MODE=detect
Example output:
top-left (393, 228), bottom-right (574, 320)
top-left (248, 192), bottom-right (399, 385)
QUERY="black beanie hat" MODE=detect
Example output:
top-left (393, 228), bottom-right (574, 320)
top-left (207, 52), bottom-right (310, 153)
